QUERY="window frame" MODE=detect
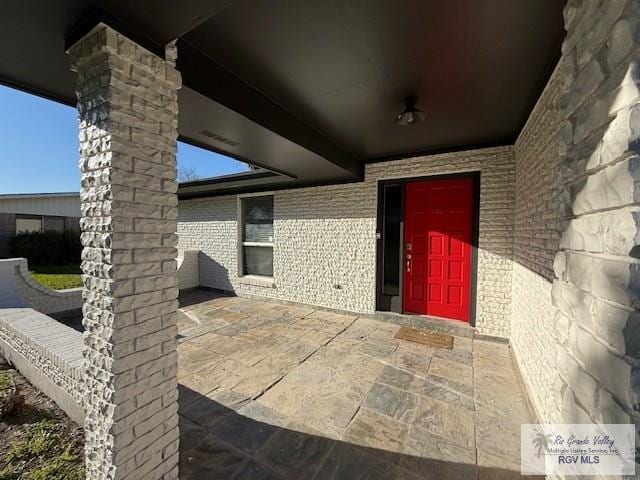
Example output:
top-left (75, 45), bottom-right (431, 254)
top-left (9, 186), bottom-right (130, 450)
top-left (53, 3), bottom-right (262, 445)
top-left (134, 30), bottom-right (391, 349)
top-left (237, 193), bottom-right (274, 280)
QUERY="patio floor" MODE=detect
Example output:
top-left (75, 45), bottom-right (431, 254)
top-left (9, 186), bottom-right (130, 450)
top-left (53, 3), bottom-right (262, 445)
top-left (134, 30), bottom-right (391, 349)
top-left (176, 289), bottom-right (535, 480)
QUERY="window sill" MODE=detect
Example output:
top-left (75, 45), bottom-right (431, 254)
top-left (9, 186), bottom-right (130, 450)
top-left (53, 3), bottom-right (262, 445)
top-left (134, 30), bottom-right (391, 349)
top-left (237, 275), bottom-right (275, 288)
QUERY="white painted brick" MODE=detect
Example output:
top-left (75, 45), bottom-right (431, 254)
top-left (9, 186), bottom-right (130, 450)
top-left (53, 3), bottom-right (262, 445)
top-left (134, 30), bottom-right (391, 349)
top-left (178, 146), bottom-right (515, 337)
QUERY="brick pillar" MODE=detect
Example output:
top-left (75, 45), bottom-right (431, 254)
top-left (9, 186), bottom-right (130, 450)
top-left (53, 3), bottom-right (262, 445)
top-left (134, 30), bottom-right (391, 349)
top-left (67, 24), bottom-right (181, 480)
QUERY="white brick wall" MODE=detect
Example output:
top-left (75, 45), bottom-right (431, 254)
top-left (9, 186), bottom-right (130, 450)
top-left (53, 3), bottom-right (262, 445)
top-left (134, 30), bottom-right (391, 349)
top-left (512, 0), bottom-right (640, 430)
top-left (511, 60), bottom-right (568, 423)
top-left (178, 146), bottom-right (515, 336)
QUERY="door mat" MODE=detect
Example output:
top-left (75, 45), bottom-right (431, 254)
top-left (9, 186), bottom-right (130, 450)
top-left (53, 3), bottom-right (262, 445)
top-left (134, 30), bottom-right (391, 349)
top-left (394, 326), bottom-right (454, 350)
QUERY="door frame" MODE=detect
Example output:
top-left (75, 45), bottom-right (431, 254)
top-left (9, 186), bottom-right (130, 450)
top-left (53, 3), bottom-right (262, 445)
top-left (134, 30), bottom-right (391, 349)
top-left (375, 171), bottom-right (481, 326)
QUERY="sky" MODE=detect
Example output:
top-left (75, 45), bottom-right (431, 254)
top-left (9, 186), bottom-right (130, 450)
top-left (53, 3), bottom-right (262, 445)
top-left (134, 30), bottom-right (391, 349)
top-left (0, 85), bottom-right (248, 194)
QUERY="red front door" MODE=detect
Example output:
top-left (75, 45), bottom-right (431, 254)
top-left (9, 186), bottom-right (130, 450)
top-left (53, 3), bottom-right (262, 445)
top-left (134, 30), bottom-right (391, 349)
top-left (403, 177), bottom-right (474, 322)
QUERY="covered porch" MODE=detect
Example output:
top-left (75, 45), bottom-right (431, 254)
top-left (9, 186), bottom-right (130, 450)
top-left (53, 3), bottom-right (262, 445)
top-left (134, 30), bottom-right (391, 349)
top-left (0, 0), bottom-right (638, 478)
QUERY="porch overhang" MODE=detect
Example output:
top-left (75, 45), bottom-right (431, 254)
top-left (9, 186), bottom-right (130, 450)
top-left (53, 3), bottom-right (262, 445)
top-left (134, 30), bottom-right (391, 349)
top-left (0, 1), bottom-right (564, 190)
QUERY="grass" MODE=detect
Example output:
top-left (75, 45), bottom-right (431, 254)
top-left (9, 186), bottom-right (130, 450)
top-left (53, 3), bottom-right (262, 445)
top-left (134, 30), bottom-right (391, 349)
top-left (0, 419), bottom-right (83, 480)
top-left (29, 264), bottom-right (82, 290)
top-left (0, 372), bottom-right (10, 392)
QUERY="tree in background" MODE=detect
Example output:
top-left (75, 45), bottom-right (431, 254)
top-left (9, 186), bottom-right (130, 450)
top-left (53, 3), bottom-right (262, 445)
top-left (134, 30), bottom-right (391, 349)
top-left (178, 166), bottom-right (200, 182)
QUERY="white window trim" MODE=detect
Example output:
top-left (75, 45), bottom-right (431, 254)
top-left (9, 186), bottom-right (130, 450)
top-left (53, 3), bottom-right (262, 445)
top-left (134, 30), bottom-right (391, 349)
top-left (237, 194), bottom-right (274, 282)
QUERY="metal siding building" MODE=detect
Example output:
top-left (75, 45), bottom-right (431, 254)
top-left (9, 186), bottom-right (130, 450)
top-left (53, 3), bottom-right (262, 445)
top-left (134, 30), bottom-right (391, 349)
top-left (0, 193), bottom-right (81, 258)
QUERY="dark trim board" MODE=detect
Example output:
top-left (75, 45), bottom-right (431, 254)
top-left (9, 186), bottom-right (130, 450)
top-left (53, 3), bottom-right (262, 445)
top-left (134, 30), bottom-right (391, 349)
top-left (366, 141), bottom-right (512, 165)
top-left (375, 171), bottom-right (481, 328)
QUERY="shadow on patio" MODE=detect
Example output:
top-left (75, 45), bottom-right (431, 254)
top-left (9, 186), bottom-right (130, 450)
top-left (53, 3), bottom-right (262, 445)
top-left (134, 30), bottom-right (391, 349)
top-left (176, 290), bottom-right (539, 479)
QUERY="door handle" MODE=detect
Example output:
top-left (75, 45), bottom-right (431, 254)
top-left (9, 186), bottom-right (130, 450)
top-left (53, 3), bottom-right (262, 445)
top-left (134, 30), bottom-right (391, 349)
top-left (406, 258), bottom-right (411, 273)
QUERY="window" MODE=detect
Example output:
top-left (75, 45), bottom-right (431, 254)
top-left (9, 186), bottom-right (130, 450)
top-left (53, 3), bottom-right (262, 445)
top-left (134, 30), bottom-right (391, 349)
top-left (15, 215), bottom-right (42, 233)
top-left (240, 195), bottom-right (273, 277)
top-left (43, 216), bottom-right (65, 232)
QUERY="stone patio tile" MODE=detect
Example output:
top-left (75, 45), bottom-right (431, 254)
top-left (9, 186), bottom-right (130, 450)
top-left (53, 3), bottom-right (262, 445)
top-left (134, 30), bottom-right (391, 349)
top-left (269, 303), bottom-right (317, 318)
top-left (177, 323), bottom-right (214, 343)
top-left (178, 383), bottom-right (203, 409)
top-left (474, 363), bottom-right (532, 420)
top-left (305, 309), bottom-right (358, 325)
top-left (476, 449), bottom-right (524, 480)
top-left (390, 349), bottom-right (432, 376)
top-left (343, 407), bottom-right (410, 452)
top-left (377, 365), bottom-right (424, 394)
top-left (209, 388), bottom-right (252, 410)
top-left (256, 423), bottom-right (334, 478)
top-left (186, 331), bottom-right (250, 356)
top-left (209, 412), bottom-right (281, 454)
top-left (202, 307), bottom-right (252, 324)
top-left (234, 460), bottom-right (284, 480)
top-left (312, 443), bottom-right (399, 480)
top-left (340, 318), bottom-right (383, 340)
top-left (251, 351), bottom-right (301, 376)
top-left (216, 323), bottom-right (251, 336)
top-left (180, 389), bottom-right (249, 426)
top-left (178, 416), bottom-right (208, 452)
top-left (412, 396), bottom-right (475, 449)
top-left (292, 394), bottom-right (363, 437)
top-left (228, 339), bottom-right (286, 367)
top-left (402, 424), bottom-right (476, 467)
top-left (453, 336), bottom-right (473, 351)
top-left (429, 356), bottom-right (473, 386)
top-left (298, 328), bottom-right (341, 346)
top-left (180, 371), bottom-right (228, 395)
top-left (178, 344), bottom-right (223, 373)
top-left (238, 401), bottom-right (290, 427)
top-left (433, 346), bottom-right (474, 366)
top-left (362, 382), bottom-right (417, 423)
top-left (181, 433), bottom-right (248, 477)
top-left (400, 455), bottom-right (477, 480)
top-left (358, 339), bottom-right (399, 360)
top-left (232, 367), bottom-right (287, 398)
top-left (474, 410), bottom-right (526, 462)
top-left (422, 374), bottom-right (474, 410)
top-left (183, 358), bottom-right (246, 392)
top-left (258, 379), bottom-right (314, 417)
top-left (340, 351), bottom-right (386, 379)
top-left (196, 315), bottom-right (231, 331)
top-left (280, 322), bottom-right (312, 337)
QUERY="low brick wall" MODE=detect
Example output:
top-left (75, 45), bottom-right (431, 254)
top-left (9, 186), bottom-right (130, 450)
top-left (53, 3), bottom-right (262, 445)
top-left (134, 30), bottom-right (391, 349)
top-left (0, 308), bottom-right (84, 423)
top-left (177, 250), bottom-right (199, 290)
top-left (0, 258), bottom-right (82, 314)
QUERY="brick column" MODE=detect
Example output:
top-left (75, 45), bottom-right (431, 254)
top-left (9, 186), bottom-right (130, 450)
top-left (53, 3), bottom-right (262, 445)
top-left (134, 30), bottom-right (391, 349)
top-left (67, 24), bottom-right (181, 480)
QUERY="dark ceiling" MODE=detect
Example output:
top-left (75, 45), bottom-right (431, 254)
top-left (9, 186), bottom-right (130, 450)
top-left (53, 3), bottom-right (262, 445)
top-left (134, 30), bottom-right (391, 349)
top-left (0, 1), bottom-right (565, 192)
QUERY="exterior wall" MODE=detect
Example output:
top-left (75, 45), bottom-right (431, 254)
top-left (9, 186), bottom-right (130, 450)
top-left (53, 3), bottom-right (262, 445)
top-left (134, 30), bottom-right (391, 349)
top-left (42, 215), bottom-right (80, 232)
top-left (0, 194), bottom-right (80, 217)
top-left (0, 212), bottom-right (15, 257)
top-left (511, 61), bottom-right (568, 423)
top-left (512, 0), bottom-right (640, 429)
top-left (178, 146), bottom-right (515, 337)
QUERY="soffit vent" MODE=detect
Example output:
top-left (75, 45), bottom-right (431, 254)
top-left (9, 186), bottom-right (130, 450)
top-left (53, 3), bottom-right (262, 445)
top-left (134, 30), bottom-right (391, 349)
top-left (199, 129), bottom-right (240, 147)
